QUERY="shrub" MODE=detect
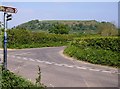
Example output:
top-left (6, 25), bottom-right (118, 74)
top-left (7, 29), bottom-right (76, 48)
top-left (64, 36), bottom-right (120, 68)
top-left (71, 37), bottom-right (119, 52)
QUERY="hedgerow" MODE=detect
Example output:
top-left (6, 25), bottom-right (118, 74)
top-left (7, 29), bottom-right (76, 48)
top-left (64, 37), bottom-right (120, 68)
top-left (71, 37), bottom-right (119, 52)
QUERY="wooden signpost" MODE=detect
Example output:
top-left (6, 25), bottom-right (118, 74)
top-left (0, 6), bottom-right (17, 13)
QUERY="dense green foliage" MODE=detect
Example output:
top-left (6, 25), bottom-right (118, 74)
top-left (1, 69), bottom-right (45, 88)
top-left (64, 37), bottom-right (120, 68)
top-left (97, 22), bottom-right (118, 36)
top-left (7, 29), bottom-right (76, 48)
top-left (49, 23), bottom-right (70, 34)
top-left (15, 20), bottom-right (118, 35)
top-left (15, 20), bottom-right (99, 33)
top-left (72, 37), bottom-right (119, 52)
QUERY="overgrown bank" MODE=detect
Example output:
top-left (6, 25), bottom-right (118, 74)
top-left (64, 37), bottom-right (120, 68)
top-left (0, 66), bottom-right (45, 89)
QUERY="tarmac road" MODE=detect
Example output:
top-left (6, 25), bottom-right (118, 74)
top-left (0, 47), bottom-right (119, 87)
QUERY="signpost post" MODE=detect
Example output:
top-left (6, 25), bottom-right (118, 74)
top-left (0, 6), bottom-right (17, 70)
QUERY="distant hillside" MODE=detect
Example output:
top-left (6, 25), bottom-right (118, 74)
top-left (15, 20), bottom-right (98, 32)
top-left (15, 20), bottom-right (117, 35)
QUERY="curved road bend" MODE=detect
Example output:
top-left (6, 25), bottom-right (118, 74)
top-left (0, 46), bottom-right (118, 87)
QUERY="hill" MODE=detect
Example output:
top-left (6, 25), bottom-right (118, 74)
top-left (15, 20), bottom-right (98, 33)
top-left (14, 20), bottom-right (117, 35)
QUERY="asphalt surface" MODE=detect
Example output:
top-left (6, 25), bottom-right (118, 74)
top-left (0, 47), bottom-right (119, 87)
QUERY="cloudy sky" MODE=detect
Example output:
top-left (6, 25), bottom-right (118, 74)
top-left (0, 1), bottom-right (119, 28)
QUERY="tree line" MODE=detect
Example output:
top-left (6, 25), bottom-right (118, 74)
top-left (4, 20), bottom-right (118, 36)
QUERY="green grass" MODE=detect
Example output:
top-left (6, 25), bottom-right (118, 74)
top-left (0, 66), bottom-right (45, 89)
top-left (64, 36), bottom-right (119, 68)
top-left (64, 45), bottom-right (119, 67)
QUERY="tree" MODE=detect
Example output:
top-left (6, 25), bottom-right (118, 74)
top-left (49, 23), bottom-right (70, 34)
top-left (97, 22), bottom-right (118, 36)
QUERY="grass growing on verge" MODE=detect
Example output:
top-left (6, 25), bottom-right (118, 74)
top-left (0, 66), bottom-right (45, 89)
top-left (64, 37), bottom-right (120, 68)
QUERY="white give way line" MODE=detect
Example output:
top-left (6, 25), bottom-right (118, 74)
top-left (8, 54), bottom-right (119, 75)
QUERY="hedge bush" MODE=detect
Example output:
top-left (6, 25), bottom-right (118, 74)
top-left (71, 37), bottom-right (119, 52)
top-left (7, 29), bottom-right (76, 48)
top-left (64, 37), bottom-right (120, 68)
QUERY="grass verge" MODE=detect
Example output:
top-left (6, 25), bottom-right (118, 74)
top-left (64, 45), bottom-right (119, 68)
top-left (0, 66), bottom-right (45, 89)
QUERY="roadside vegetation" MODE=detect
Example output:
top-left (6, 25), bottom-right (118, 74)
top-left (64, 37), bottom-right (119, 68)
top-left (7, 29), bottom-right (77, 49)
top-left (5, 20), bottom-right (119, 68)
top-left (0, 20), bottom-right (119, 88)
top-left (0, 66), bottom-right (45, 89)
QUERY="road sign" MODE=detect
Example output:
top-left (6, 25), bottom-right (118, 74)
top-left (0, 6), bottom-right (17, 13)
top-left (6, 14), bottom-right (12, 21)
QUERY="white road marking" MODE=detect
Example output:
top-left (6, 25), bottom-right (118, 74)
top-left (44, 61), bottom-right (52, 64)
top-left (36, 60), bottom-right (44, 63)
top-left (54, 63), bottom-right (63, 66)
top-left (8, 55), bottom-right (118, 74)
top-left (89, 68), bottom-right (100, 72)
top-left (64, 65), bottom-right (74, 68)
top-left (76, 66), bottom-right (87, 70)
top-left (23, 57), bottom-right (28, 60)
top-left (110, 71), bottom-right (118, 74)
top-left (101, 70), bottom-right (112, 73)
top-left (29, 58), bottom-right (35, 61)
